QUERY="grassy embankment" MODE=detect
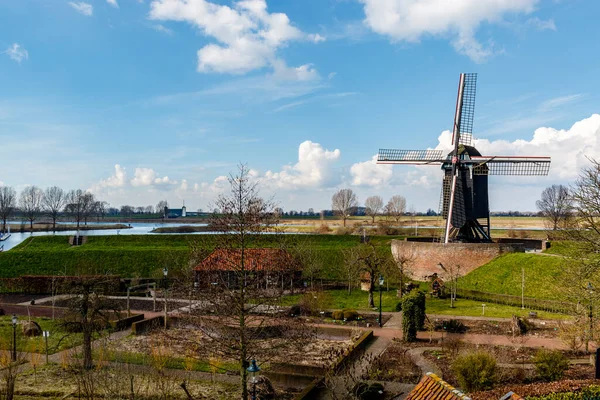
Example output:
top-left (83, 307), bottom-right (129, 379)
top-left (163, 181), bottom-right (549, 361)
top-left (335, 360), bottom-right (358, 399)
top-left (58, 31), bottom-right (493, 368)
top-left (0, 234), bottom-right (403, 279)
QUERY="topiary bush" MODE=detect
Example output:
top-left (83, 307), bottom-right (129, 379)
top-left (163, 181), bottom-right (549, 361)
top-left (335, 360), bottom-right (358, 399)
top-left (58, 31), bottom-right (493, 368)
top-left (331, 310), bottom-right (343, 320)
top-left (452, 351), bottom-right (497, 392)
top-left (436, 319), bottom-right (467, 334)
top-left (343, 309), bottom-right (359, 321)
top-left (395, 301), bottom-right (402, 312)
top-left (533, 349), bottom-right (570, 382)
top-left (401, 290), bottom-right (426, 342)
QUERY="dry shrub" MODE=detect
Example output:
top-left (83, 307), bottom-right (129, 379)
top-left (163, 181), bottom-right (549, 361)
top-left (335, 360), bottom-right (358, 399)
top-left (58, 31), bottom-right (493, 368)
top-left (533, 349), bottom-right (570, 382)
top-left (299, 291), bottom-right (331, 316)
top-left (558, 321), bottom-right (585, 352)
top-left (336, 226), bottom-right (355, 235)
top-left (442, 336), bottom-right (464, 358)
top-left (452, 351), bottom-right (498, 392)
top-left (317, 224), bottom-right (332, 234)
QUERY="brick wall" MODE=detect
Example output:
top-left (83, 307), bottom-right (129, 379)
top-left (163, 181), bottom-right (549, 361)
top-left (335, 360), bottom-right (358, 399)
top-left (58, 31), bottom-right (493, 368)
top-left (391, 239), bottom-right (522, 281)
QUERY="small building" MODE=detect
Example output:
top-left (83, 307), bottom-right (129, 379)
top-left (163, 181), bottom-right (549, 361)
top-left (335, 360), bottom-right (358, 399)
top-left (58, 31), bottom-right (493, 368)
top-left (194, 248), bottom-right (302, 290)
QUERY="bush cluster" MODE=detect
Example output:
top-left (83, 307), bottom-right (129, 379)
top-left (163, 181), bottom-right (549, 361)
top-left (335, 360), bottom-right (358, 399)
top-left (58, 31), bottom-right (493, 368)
top-left (332, 308), bottom-right (359, 321)
top-left (452, 351), bottom-right (497, 392)
top-left (533, 349), bottom-right (570, 381)
top-left (435, 319), bottom-right (467, 334)
top-left (401, 290), bottom-right (425, 342)
top-left (353, 382), bottom-right (384, 400)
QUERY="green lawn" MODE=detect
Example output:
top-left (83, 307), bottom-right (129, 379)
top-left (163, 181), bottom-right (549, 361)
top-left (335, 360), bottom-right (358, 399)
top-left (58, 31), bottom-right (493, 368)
top-left (0, 316), bottom-right (85, 354)
top-left (0, 234), bottom-right (404, 279)
top-left (280, 289), bottom-right (570, 320)
top-left (458, 253), bottom-right (564, 300)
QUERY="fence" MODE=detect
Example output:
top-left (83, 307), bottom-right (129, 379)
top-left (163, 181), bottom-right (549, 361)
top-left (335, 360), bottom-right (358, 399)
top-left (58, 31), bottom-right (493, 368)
top-left (455, 288), bottom-right (576, 314)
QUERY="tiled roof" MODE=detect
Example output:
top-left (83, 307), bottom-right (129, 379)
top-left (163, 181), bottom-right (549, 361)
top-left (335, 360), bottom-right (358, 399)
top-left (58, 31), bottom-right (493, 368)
top-left (499, 392), bottom-right (525, 400)
top-left (406, 373), bottom-right (472, 400)
top-left (194, 248), bottom-right (296, 272)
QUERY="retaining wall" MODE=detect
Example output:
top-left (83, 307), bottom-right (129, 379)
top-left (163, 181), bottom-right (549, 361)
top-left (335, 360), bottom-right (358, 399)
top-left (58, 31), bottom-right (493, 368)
top-left (392, 240), bottom-right (523, 280)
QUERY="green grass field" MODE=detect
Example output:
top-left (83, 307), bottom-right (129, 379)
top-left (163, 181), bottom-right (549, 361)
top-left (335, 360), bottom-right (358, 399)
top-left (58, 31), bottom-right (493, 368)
top-left (279, 289), bottom-right (569, 319)
top-left (458, 253), bottom-right (564, 300)
top-left (0, 234), bottom-right (403, 279)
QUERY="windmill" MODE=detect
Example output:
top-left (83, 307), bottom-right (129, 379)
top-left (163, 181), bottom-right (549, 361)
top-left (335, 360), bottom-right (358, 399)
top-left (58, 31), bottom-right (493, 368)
top-left (377, 73), bottom-right (551, 243)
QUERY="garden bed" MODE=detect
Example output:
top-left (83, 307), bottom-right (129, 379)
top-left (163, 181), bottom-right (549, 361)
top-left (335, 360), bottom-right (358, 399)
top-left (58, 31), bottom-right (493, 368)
top-left (368, 340), bottom-right (421, 383)
top-left (52, 297), bottom-right (189, 312)
top-left (428, 317), bottom-right (561, 338)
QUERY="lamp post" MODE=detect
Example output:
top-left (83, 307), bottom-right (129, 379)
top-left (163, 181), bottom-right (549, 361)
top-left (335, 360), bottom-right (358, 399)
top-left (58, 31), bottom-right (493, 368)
top-left (163, 267), bottom-right (168, 329)
top-left (247, 359), bottom-right (261, 400)
top-left (378, 275), bottom-right (384, 328)
top-left (588, 282), bottom-right (595, 353)
top-left (11, 314), bottom-right (18, 362)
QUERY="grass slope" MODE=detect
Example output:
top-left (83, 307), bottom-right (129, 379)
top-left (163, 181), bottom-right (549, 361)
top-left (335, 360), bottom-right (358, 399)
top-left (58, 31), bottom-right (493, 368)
top-left (458, 253), bottom-right (564, 300)
top-left (0, 234), bottom-right (402, 279)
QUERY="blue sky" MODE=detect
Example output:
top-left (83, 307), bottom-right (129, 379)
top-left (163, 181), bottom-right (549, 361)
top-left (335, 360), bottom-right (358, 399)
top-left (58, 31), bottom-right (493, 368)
top-left (1, 0), bottom-right (599, 213)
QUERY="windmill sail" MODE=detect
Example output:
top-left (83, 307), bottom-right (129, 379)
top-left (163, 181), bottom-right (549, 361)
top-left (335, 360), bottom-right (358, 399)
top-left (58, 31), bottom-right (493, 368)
top-left (377, 149), bottom-right (445, 164)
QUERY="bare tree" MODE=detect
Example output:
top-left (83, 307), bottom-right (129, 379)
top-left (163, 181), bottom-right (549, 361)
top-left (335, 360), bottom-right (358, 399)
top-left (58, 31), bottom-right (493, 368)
top-left (183, 164), bottom-right (311, 400)
top-left (65, 190), bottom-right (95, 228)
top-left (291, 237), bottom-right (323, 289)
top-left (365, 195), bottom-right (384, 224)
top-left (536, 184), bottom-right (573, 231)
top-left (19, 185), bottom-right (44, 230)
top-left (42, 186), bottom-right (66, 231)
top-left (157, 200), bottom-right (168, 218)
top-left (94, 201), bottom-right (108, 222)
top-left (344, 243), bottom-right (395, 308)
top-left (120, 205), bottom-right (134, 219)
top-left (0, 186), bottom-right (16, 232)
top-left (332, 189), bottom-right (358, 227)
top-left (145, 205), bottom-right (154, 214)
top-left (385, 195), bottom-right (406, 224)
top-left (393, 244), bottom-right (416, 298)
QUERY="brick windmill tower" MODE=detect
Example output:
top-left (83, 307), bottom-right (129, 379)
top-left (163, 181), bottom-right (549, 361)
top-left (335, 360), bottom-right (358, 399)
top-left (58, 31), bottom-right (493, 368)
top-left (378, 73), bottom-right (551, 243)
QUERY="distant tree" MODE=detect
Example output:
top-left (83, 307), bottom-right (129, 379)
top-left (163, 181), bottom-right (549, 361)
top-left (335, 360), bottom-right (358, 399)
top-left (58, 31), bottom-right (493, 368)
top-left (393, 244), bottom-right (416, 298)
top-left (19, 185), bottom-right (44, 230)
top-left (365, 195), bottom-right (384, 223)
top-left (135, 206), bottom-right (145, 214)
top-left (94, 201), bottom-right (108, 222)
top-left (120, 205), bottom-right (134, 219)
top-left (42, 186), bottom-right (66, 231)
top-left (332, 189), bottom-right (358, 227)
top-left (385, 195), bottom-right (406, 223)
top-left (65, 189), bottom-right (95, 228)
top-left (344, 243), bottom-right (395, 307)
top-left (145, 205), bottom-right (154, 214)
top-left (156, 200), bottom-right (168, 218)
top-left (0, 186), bottom-right (17, 231)
top-left (308, 207), bottom-right (314, 215)
top-left (426, 208), bottom-right (438, 216)
top-left (536, 184), bottom-right (573, 231)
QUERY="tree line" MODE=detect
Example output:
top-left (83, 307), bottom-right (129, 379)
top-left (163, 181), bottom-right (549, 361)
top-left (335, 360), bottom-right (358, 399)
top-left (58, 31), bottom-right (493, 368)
top-left (331, 189), bottom-right (411, 226)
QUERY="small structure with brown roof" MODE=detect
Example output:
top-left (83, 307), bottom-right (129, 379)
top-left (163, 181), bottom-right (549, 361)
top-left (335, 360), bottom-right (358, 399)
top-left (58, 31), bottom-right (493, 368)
top-left (194, 248), bottom-right (301, 290)
top-left (406, 373), bottom-right (524, 400)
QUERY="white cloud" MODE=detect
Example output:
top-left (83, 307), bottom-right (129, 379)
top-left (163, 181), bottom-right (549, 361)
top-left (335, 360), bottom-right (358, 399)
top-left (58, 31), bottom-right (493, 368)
top-left (359, 0), bottom-right (538, 62)
top-left (153, 24), bottom-right (173, 35)
top-left (527, 17), bottom-right (556, 31)
top-left (350, 155), bottom-right (393, 186)
top-left (261, 141), bottom-right (341, 189)
top-left (149, 0), bottom-right (322, 77)
top-left (4, 43), bottom-right (28, 63)
top-left (131, 167), bottom-right (176, 187)
top-left (92, 164), bottom-right (128, 191)
top-left (106, 0), bottom-right (119, 8)
top-left (538, 94), bottom-right (584, 111)
top-left (69, 2), bottom-right (93, 16)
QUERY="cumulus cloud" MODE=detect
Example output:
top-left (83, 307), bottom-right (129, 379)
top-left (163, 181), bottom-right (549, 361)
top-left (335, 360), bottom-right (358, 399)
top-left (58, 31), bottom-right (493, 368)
top-left (130, 167), bottom-right (176, 187)
top-left (92, 164), bottom-right (128, 191)
top-left (69, 2), bottom-right (93, 16)
top-left (106, 0), bottom-right (119, 8)
top-left (359, 0), bottom-right (538, 62)
top-left (149, 0), bottom-right (323, 77)
top-left (262, 141), bottom-right (341, 189)
top-left (4, 43), bottom-right (28, 63)
top-left (350, 155), bottom-right (393, 186)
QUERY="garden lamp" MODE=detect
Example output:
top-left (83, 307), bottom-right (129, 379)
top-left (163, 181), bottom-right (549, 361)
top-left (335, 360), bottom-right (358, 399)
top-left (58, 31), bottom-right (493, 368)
top-left (11, 314), bottom-right (17, 361)
top-left (247, 359), bottom-right (261, 400)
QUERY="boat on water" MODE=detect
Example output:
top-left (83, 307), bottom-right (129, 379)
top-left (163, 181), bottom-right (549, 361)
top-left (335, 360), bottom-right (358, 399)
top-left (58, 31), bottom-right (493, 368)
top-left (0, 225), bottom-right (11, 241)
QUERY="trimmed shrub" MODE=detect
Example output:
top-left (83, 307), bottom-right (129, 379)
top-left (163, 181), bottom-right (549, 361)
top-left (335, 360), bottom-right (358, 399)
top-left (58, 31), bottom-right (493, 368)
top-left (288, 304), bottom-right (302, 317)
top-left (332, 310), bottom-right (343, 320)
top-left (527, 385), bottom-right (600, 399)
top-left (401, 290), bottom-right (426, 342)
top-left (452, 351), bottom-right (497, 392)
top-left (533, 349), bottom-right (570, 382)
top-left (395, 301), bottom-right (402, 312)
top-left (343, 309), bottom-right (359, 321)
top-left (436, 319), bottom-right (467, 334)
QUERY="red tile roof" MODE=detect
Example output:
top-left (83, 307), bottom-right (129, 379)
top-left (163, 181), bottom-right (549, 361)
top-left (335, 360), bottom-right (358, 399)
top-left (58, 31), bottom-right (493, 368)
top-left (194, 248), bottom-right (296, 272)
top-left (406, 373), bottom-right (472, 400)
